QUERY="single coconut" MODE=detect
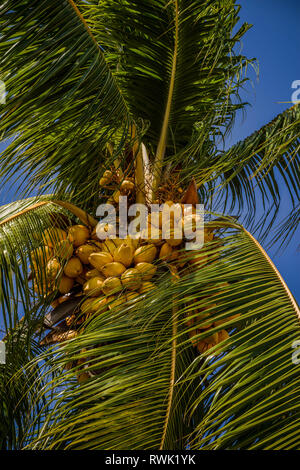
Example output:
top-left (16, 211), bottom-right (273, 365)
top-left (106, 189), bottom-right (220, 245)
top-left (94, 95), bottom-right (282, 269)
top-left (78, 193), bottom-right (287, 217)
top-left (42, 228), bottom-right (67, 248)
top-left (68, 225), bottom-right (90, 247)
top-left (159, 242), bottom-right (173, 260)
top-left (121, 268), bottom-right (142, 290)
top-left (58, 275), bottom-right (74, 294)
top-left (102, 277), bottom-right (122, 295)
top-left (113, 243), bottom-right (133, 267)
top-left (133, 244), bottom-right (157, 264)
top-left (102, 262), bottom-right (126, 278)
top-left (46, 258), bottom-right (61, 279)
top-left (89, 252), bottom-right (113, 270)
top-left (85, 268), bottom-right (102, 279)
top-left (83, 277), bottom-right (104, 297)
top-left (76, 244), bottom-right (99, 264)
top-left (120, 179), bottom-right (135, 193)
top-left (64, 257), bottom-right (83, 278)
top-left (135, 262), bottom-right (157, 281)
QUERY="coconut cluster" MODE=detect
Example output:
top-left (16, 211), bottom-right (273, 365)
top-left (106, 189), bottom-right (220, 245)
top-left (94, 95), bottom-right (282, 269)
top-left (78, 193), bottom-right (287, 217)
top-left (99, 169), bottom-right (136, 205)
top-left (33, 202), bottom-right (237, 355)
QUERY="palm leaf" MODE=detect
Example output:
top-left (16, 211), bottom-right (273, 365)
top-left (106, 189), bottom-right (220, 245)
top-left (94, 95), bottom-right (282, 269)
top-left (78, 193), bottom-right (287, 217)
top-left (0, 0), bottom-right (132, 206)
top-left (82, 0), bottom-right (253, 192)
top-left (13, 218), bottom-right (300, 450)
top-left (207, 105), bottom-right (300, 243)
top-left (0, 197), bottom-right (97, 448)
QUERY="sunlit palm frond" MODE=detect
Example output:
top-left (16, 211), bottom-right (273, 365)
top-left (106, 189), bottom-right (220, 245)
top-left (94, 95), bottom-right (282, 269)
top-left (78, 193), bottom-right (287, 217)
top-left (18, 219), bottom-right (300, 450)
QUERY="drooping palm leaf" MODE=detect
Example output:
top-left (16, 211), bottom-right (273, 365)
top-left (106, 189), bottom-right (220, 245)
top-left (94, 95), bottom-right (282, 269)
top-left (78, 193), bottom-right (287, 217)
top-left (14, 219), bottom-right (300, 450)
top-left (0, 197), bottom-right (97, 448)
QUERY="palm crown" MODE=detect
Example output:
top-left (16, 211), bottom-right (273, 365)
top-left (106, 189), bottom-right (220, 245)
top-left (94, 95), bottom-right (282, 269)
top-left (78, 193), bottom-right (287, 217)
top-left (0, 0), bottom-right (299, 450)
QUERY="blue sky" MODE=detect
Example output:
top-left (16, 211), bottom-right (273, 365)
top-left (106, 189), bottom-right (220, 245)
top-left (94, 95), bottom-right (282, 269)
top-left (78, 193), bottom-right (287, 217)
top-left (225, 0), bottom-right (300, 302)
top-left (0, 1), bottom-right (299, 302)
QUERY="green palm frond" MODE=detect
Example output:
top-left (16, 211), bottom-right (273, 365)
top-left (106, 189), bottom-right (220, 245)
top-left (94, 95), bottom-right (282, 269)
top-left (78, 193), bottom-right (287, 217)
top-left (14, 219), bottom-right (300, 450)
top-left (0, 0), bottom-right (132, 204)
top-left (0, 196), bottom-right (98, 448)
top-left (82, 0), bottom-right (253, 188)
top-left (207, 105), bottom-right (300, 242)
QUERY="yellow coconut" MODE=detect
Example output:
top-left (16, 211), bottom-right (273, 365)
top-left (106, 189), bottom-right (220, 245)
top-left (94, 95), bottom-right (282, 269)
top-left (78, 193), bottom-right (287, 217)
top-left (103, 169), bottom-right (113, 180)
top-left (42, 228), bottom-right (67, 248)
top-left (81, 298), bottom-right (96, 313)
top-left (139, 281), bottom-right (155, 294)
top-left (159, 242), bottom-right (173, 260)
top-left (85, 268), bottom-right (102, 279)
top-left (76, 244), bottom-right (99, 265)
top-left (133, 244), bottom-right (157, 264)
top-left (102, 277), bottom-right (122, 295)
top-left (121, 268), bottom-right (142, 290)
top-left (64, 257), bottom-right (83, 278)
top-left (54, 239), bottom-right (73, 260)
top-left (99, 177), bottom-right (109, 186)
top-left (99, 171), bottom-right (113, 186)
top-left (135, 262), bottom-right (157, 281)
top-left (120, 179), bottom-right (135, 193)
top-left (203, 331), bottom-right (219, 344)
top-left (46, 258), bottom-right (61, 279)
top-left (218, 329), bottom-right (230, 342)
top-left (81, 297), bottom-right (107, 315)
top-left (113, 243), bottom-right (133, 267)
top-left (68, 225), bottom-right (90, 247)
top-left (58, 276), bottom-right (74, 294)
top-left (83, 277), bottom-right (104, 297)
top-left (101, 239), bottom-right (119, 255)
top-left (102, 262), bottom-right (126, 278)
top-left (89, 252), bottom-right (113, 270)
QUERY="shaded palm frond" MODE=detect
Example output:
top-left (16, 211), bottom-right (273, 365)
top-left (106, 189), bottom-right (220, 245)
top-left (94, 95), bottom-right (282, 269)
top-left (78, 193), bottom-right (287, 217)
top-left (82, 1), bottom-right (253, 180)
top-left (0, 0), bottom-right (132, 205)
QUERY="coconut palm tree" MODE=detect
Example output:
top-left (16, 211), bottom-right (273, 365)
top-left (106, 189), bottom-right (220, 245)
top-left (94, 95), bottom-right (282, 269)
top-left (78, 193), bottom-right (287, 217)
top-left (0, 0), bottom-right (300, 450)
